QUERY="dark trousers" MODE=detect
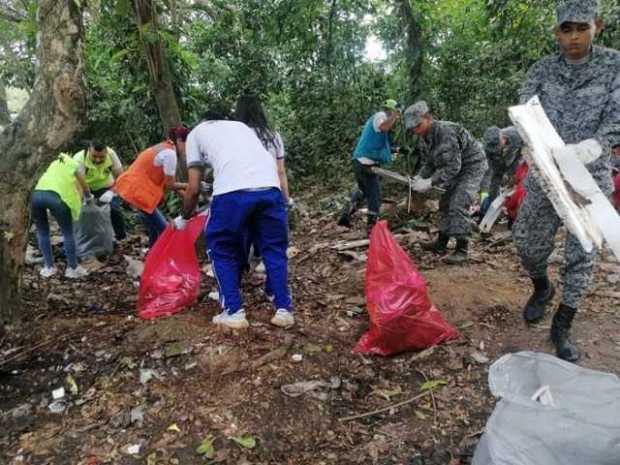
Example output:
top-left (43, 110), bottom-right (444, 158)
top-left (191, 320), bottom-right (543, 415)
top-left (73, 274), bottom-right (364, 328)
top-left (92, 187), bottom-right (126, 240)
top-left (350, 160), bottom-right (381, 220)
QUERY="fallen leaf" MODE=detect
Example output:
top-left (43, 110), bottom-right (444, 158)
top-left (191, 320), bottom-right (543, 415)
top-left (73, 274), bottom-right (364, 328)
top-left (196, 435), bottom-right (216, 458)
top-left (167, 423), bottom-right (181, 433)
top-left (231, 435), bottom-right (256, 449)
top-left (420, 379), bottom-right (447, 392)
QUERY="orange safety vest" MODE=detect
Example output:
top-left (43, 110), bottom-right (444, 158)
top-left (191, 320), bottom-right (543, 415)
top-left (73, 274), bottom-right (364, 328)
top-left (114, 141), bottom-right (176, 214)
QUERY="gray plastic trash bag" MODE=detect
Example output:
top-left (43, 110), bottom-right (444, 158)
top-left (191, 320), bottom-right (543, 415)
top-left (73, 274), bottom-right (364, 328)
top-left (75, 202), bottom-right (115, 259)
top-left (473, 351), bottom-right (620, 465)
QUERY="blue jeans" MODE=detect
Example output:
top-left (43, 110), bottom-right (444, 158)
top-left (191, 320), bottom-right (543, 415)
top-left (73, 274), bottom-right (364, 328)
top-left (138, 208), bottom-right (167, 247)
top-left (31, 190), bottom-right (77, 268)
top-left (207, 188), bottom-right (291, 314)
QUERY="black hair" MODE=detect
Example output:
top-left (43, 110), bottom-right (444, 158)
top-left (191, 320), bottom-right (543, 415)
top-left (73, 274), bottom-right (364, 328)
top-left (89, 141), bottom-right (105, 152)
top-left (202, 109), bottom-right (228, 121)
top-left (234, 94), bottom-right (278, 151)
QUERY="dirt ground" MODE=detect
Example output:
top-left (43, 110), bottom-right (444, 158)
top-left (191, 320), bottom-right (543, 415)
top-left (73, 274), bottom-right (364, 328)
top-left (1, 190), bottom-right (620, 465)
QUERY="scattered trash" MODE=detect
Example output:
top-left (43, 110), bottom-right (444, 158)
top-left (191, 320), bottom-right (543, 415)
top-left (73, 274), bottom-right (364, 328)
top-left (470, 350), bottom-right (490, 364)
top-left (52, 387), bottom-right (65, 400)
top-left (124, 255), bottom-right (144, 278)
top-left (125, 444), bottom-right (141, 455)
top-left (48, 400), bottom-right (66, 414)
top-left (281, 378), bottom-right (341, 400)
top-left (139, 368), bottom-right (159, 385)
top-left (208, 290), bottom-right (220, 301)
top-left (25, 245), bottom-right (44, 265)
top-left (472, 351), bottom-right (620, 465)
top-left (130, 405), bottom-right (145, 427)
top-left (291, 354), bottom-right (303, 363)
top-left (202, 263), bottom-right (215, 278)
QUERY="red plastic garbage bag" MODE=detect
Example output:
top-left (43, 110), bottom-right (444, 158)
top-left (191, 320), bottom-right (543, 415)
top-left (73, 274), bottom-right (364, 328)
top-left (138, 213), bottom-right (208, 320)
top-left (353, 221), bottom-right (460, 356)
top-left (505, 162), bottom-right (528, 222)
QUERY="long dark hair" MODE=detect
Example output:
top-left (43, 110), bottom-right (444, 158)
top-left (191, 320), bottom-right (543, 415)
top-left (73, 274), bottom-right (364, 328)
top-left (235, 94), bottom-right (279, 151)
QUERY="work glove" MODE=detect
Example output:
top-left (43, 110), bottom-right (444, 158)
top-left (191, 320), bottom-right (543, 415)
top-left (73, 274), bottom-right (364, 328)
top-left (411, 177), bottom-right (432, 193)
top-left (98, 189), bottom-right (116, 204)
top-left (200, 181), bottom-right (212, 193)
top-left (172, 216), bottom-right (187, 230)
top-left (555, 139), bottom-right (602, 165)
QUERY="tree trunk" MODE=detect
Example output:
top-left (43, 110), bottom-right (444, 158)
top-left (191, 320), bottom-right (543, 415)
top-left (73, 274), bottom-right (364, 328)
top-left (0, 82), bottom-right (10, 126)
top-left (133, 0), bottom-right (181, 134)
top-left (0, 0), bottom-right (86, 323)
top-left (398, 0), bottom-right (424, 100)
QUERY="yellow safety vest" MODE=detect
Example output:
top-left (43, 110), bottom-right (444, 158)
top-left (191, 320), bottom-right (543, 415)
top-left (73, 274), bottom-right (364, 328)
top-left (35, 153), bottom-right (82, 221)
top-left (73, 147), bottom-right (116, 191)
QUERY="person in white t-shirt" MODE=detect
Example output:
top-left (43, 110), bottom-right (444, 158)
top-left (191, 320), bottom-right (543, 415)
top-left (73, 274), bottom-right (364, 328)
top-left (235, 94), bottom-right (291, 203)
top-left (176, 119), bottom-right (293, 330)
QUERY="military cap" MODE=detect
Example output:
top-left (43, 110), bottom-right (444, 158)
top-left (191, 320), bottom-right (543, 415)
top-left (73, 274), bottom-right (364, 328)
top-left (556, 0), bottom-right (599, 25)
top-left (483, 126), bottom-right (502, 154)
top-left (404, 101), bottom-right (430, 129)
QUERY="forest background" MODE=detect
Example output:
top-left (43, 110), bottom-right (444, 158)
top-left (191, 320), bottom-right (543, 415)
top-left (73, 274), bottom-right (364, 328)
top-left (1, 0), bottom-right (617, 183)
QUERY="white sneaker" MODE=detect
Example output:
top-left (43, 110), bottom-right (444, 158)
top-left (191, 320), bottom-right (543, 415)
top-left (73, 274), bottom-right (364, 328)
top-left (40, 266), bottom-right (58, 278)
top-left (270, 309), bottom-right (295, 328)
top-left (212, 309), bottom-right (249, 329)
top-left (65, 265), bottom-right (89, 279)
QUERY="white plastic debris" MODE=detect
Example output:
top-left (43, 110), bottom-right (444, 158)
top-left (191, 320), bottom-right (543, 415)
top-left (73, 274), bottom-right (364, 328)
top-left (124, 255), bottom-right (144, 279)
top-left (126, 444), bottom-right (141, 455)
top-left (48, 400), bottom-right (66, 414)
top-left (208, 290), bottom-right (219, 301)
top-left (52, 387), bottom-right (65, 400)
top-left (291, 354), bottom-right (303, 363)
top-left (139, 368), bottom-right (159, 385)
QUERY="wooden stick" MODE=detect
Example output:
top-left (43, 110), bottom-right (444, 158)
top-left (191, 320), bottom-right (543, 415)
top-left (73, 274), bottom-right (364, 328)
top-left (339, 390), bottom-right (431, 422)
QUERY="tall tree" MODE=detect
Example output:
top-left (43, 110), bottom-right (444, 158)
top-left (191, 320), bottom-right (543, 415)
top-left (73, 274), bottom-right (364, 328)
top-left (133, 0), bottom-right (181, 133)
top-left (398, 0), bottom-right (424, 100)
top-left (0, 0), bottom-right (86, 322)
top-left (0, 82), bottom-right (10, 126)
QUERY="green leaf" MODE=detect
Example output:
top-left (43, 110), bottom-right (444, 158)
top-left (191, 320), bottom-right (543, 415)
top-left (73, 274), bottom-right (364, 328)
top-left (420, 379), bottom-right (447, 392)
top-left (196, 435), bottom-right (215, 458)
top-left (231, 435), bottom-right (256, 449)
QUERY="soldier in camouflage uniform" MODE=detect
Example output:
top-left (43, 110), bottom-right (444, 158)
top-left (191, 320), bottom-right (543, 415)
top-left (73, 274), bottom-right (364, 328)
top-left (404, 101), bottom-right (488, 264)
top-left (480, 126), bottom-right (524, 217)
top-left (513, 0), bottom-right (620, 362)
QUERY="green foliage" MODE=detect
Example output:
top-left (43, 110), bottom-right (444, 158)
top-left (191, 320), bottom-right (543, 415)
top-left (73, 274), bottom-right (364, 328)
top-left (2, 0), bottom-right (619, 177)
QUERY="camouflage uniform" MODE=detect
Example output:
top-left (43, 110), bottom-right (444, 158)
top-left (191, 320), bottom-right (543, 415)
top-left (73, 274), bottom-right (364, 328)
top-left (481, 126), bottom-right (524, 200)
top-left (417, 121), bottom-right (488, 238)
top-left (514, 45), bottom-right (620, 308)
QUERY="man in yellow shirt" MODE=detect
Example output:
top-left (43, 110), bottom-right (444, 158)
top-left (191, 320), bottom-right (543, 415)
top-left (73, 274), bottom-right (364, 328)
top-left (73, 141), bottom-right (126, 240)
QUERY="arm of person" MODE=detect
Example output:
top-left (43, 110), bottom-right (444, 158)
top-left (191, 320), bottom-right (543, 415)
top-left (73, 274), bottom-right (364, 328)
top-left (594, 72), bottom-right (620, 156)
top-left (181, 167), bottom-right (203, 219)
top-left (75, 171), bottom-right (91, 198)
top-left (276, 158), bottom-right (290, 202)
top-left (378, 111), bottom-right (401, 132)
top-left (109, 149), bottom-right (124, 178)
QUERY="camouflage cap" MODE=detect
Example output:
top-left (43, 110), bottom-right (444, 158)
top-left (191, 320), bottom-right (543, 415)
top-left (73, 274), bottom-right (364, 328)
top-left (556, 0), bottom-right (599, 25)
top-left (483, 126), bottom-right (502, 154)
top-left (404, 101), bottom-right (430, 129)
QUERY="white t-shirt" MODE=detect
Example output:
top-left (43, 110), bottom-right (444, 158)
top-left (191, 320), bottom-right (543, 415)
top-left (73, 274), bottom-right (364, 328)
top-left (186, 121), bottom-right (280, 196)
top-left (153, 148), bottom-right (177, 176)
top-left (254, 129), bottom-right (285, 160)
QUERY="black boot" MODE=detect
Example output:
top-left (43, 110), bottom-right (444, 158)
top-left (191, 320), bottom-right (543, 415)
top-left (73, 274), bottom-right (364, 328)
top-left (421, 233), bottom-right (449, 255)
top-left (550, 304), bottom-right (580, 362)
top-left (445, 238), bottom-right (468, 265)
top-left (523, 276), bottom-right (555, 323)
top-left (366, 213), bottom-right (378, 236)
top-left (337, 204), bottom-right (352, 228)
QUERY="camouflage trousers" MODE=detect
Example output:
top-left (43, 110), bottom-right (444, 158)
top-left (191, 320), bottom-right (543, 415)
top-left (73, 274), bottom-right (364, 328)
top-left (438, 162), bottom-right (486, 238)
top-left (513, 173), bottom-right (612, 309)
